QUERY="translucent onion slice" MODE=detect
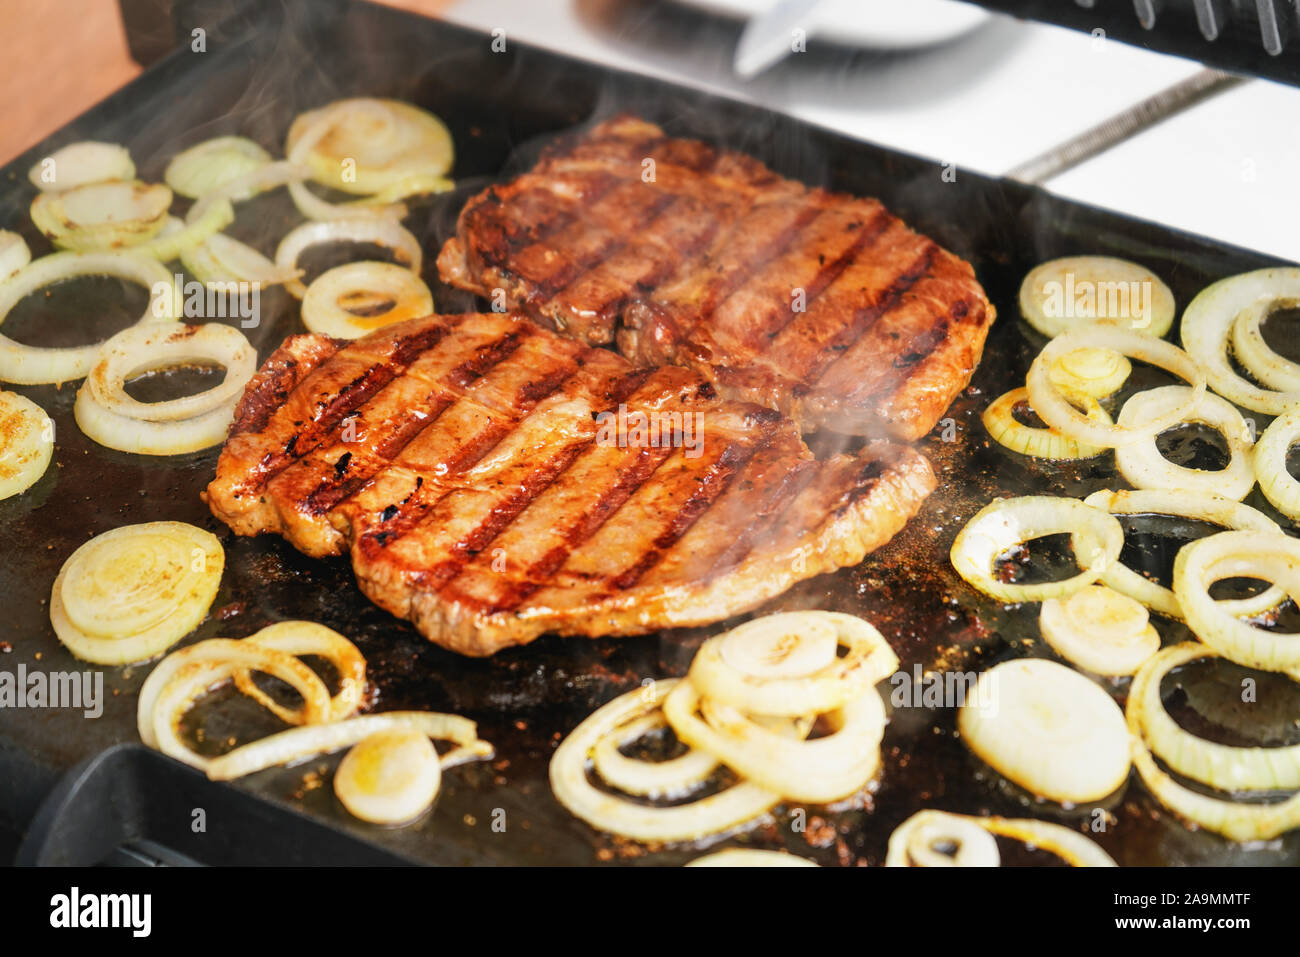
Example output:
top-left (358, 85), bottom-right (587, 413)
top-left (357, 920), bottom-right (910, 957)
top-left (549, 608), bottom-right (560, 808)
top-left (234, 620), bottom-right (366, 724)
top-left (958, 658), bottom-right (1131, 803)
top-left (51, 524), bottom-right (223, 665)
top-left (1018, 256), bottom-right (1175, 338)
top-left (285, 98), bottom-right (454, 196)
top-left (687, 611), bottom-right (899, 717)
top-left (885, 809), bottom-right (1116, 867)
top-left (284, 106), bottom-right (408, 222)
top-left (1127, 648), bottom-right (1300, 841)
top-left (206, 711), bottom-right (493, 781)
top-left (0, 390), bottom-right (54, 500)
top-left (1114, 386), bottom-right (1255, 501)
top-left (28, 141), bottom-right (135, 192)
top-left (300, 262), bottom-right (433, 339)
top-left (334, 728), bottom-right (441, 825)
top-left (1074, 488), bottom-right (1285, 620)
top-left (275, 217), bottom-right (422, 299)
top-left (1039, 585), bottom-right (1160, 676)
top-left (1231, 297), bottom-right (1300, 392)
top-left (884, 810), bottom-right (1000, 866)
top-left (1252, 408), bottom-right (1300, 521)
top-left (31, 180), bottom-right (173, 251)
top-left (164, 136), bottom-right (272, 199)
top-left (131, 199), bottom-right (234, 262)
top-left (664, 680), bottom-right (886, 803)
top-left (0, 251), bottom-right (180, 385)
top-left (1173, 530), bottom-right (1300, 673)
top-left (181, 232), bottom-right (302, 288)
top-left (139, 641), bottom-right (332, 772)
top-left (0, 230), bottom-right (31, 280)
top-left (185, 159), bottom-right (310, 225)
top-left (949, 495), bottom-right (1124, 604)
top-left (590, 711), bottom-right (719, 800)
top-left (75, 388), bottom-right (237, 455)
top-left (59, 521), bottom-right (223, 639)
top-left (982, 387), bottom-right (1111, 460)
top-left (1134, 643), bottom-right (1300, 791)
top-left (1026, 323), bottom-right (1206, 449)
top-left (1181, 268), bottom-right (1300, 415)
top-left (1048, 346), bottom-right (1131, 399)
top-left (550, 679), bottom-right (782, 844)
top-left (685, 849), bottom-right (819, 867)
top-left (84, 321), bottom-right (256, 423)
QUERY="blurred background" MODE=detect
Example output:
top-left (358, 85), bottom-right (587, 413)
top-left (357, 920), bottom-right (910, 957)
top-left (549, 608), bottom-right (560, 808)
top-left (0, 0), bottom-right (1297, 259)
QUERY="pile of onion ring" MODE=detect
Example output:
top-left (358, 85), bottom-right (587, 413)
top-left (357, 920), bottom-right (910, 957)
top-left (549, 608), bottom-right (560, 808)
top-left (550, 611), bottom-right (898, 845)
top-left (138, 623), bottom-right (493, 826)
top-left (50, 521), bottom-right (224, 664)
top-left (886, 809), bottom-right (1115, 867)
top-left (75, 322), bottom-right (257, 455)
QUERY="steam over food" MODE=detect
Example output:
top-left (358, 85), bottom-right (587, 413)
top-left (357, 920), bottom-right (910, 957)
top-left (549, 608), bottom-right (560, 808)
top-left (204, 313), bottom-right (935, 656)
top-left (438, 114), bottom-right (994, 440)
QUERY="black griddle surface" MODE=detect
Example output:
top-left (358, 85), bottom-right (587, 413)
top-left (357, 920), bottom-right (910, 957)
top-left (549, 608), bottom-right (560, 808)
top-left (1, 0), bottom-right (1298, 866)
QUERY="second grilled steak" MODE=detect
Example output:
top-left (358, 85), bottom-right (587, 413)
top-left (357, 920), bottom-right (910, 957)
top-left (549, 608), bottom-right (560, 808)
top-left (205, 314), bottom-right (936, 656)
top-left (437, 114), bottom-right (995, 441)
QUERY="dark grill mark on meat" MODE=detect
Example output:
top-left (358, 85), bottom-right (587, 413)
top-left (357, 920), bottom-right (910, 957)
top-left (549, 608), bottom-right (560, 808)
top-left (438, 115), bottom-right (995, 440)
top-left (206, 315), bottom-right (938, 656)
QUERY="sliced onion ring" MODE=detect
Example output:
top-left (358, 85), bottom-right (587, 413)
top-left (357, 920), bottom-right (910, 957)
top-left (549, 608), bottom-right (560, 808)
top-left (982, 386), bottom-right (1111, 460)
top-left (300, 262), bottom-right (433, 339)
top-left (1231, 297), bottom-right (1300, 392)
top-left (138, 640), bottom-right (332, 771)
top-left (1252, 408), bottom-right (1300, 521)
top-left (181, 232), bottom-right (302, 287)
top-left (886, 809), bottom-right (1116, 867)
top-left (0, 230), bottom-right (31, 280)
top-left (75, 388), bottom-right (237, 455)
top-left (206, 710), bottom-right (492, 781)
top-left (664, 681), bottom-right (886, 803)
top-left (0, 252), bottom-right (180, 385)
top-left (51, 522), bottom-right (223, 665)
top-left (85, 321), bottom-right (256, 422)
top-left (186, 159), bottom-right (310, 225)
top-left (884, 810), bottom-right (1000, 866)
top-left (687, 611), bottom-right (899, 717)
top-left (29, 141), bottom-right (135, 192)
top-left (131, 199), bottom-right (234, 262)
top-left (275, 217), bottom-right (422, 299)
top-left (1048, 347), bottom-right (1131, 399)
top-left (1039, 585), bottom-right (1160, 677)
top-left (1074, 488), bottom-right (1285, 620)
top-left (31, 180), bottom-right (172, 251)
top-left (550, 680), bottom-right (782, 845)
top-left (1026, 323), bottom-right (1206, 449)
top-left (1134, 643), bottom-right (1300, 791)
top-left (164, 136), bottom-right (272, 199)
top-left (334, 728), bottom-right (441, 825)
top-left (0, 390), bottom-right (53, 500)
top-left (590, 711), bottom-right (719, 799)
top-left (1174, 530), bottom-right (1300, 673)
top-left (1018, 256), bottom-right (1175, 338)
top-left (234, 620), bottom-right (366, 724)
top-left (950, 495), bottom-right (1124, 604)
top-left (1127, 646), bottom-right (1300, 841)
top-left (1181, 268), bottom-right (1300, 415)
top-left (1114, 386), bottom-right (1256, 502)
top-left (958, 658), bottom-right (1131, 804)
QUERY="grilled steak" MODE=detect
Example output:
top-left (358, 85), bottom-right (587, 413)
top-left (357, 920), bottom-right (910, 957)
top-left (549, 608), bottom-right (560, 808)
top-left (205, 314), bottom-right (936, 656)
top-left (437, 114), bottom-right (995, 440)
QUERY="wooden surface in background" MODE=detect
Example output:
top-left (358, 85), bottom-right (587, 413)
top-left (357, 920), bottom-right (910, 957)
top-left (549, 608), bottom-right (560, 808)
top-left (0, 0), bottom-right (458, 166)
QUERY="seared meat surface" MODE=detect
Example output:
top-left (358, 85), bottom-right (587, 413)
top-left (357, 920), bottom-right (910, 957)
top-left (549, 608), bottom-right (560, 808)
top-left (205, 314), bottom-right (936, 656)
top-left (438, 115), bottom-right (994, 440)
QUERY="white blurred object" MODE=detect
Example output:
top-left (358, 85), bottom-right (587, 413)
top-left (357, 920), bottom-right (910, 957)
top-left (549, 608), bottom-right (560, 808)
top-left (692, 0), bottom-right (993, 52)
